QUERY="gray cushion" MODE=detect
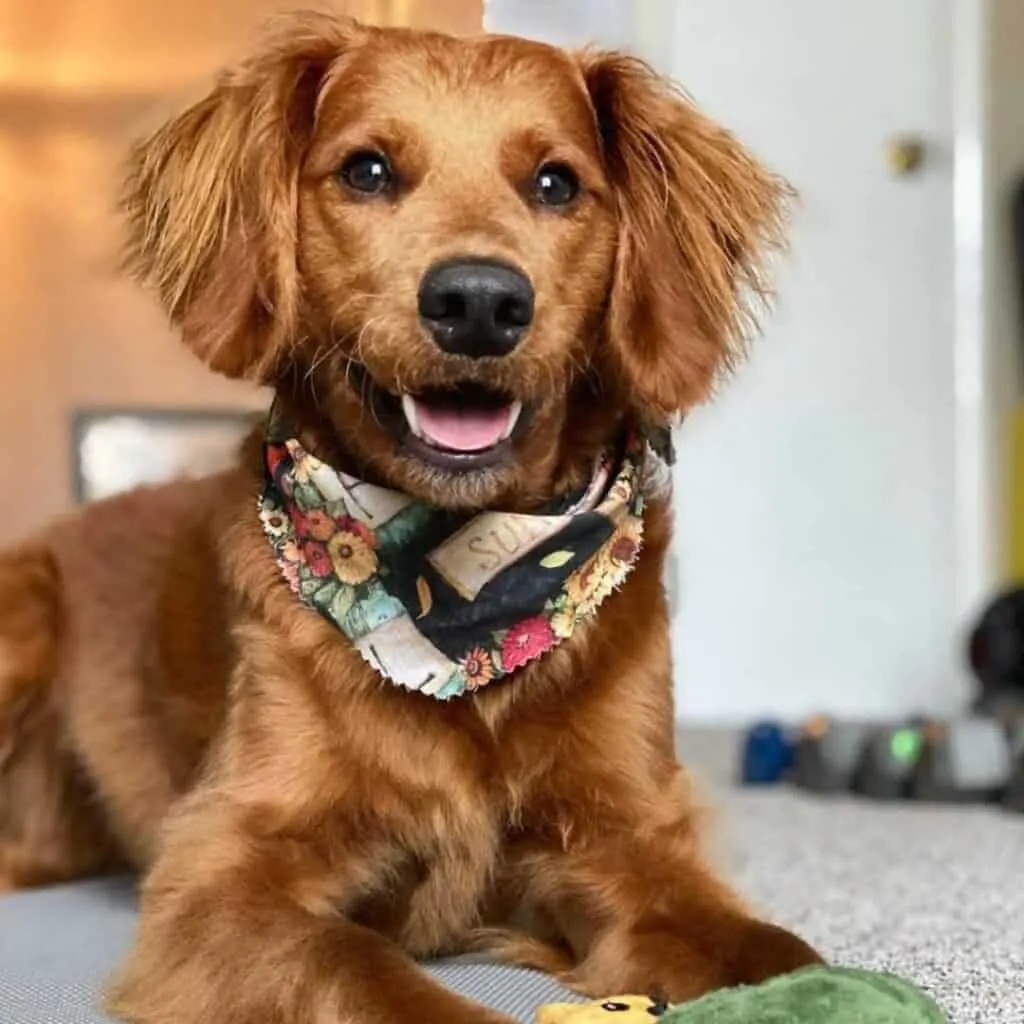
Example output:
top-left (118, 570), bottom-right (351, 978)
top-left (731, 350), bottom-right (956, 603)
top-left (0, 878), bottom-right (582, 1024)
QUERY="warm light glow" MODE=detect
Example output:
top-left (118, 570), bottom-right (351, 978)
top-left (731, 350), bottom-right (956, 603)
top-left (0, 0), bottom-right (480, 94)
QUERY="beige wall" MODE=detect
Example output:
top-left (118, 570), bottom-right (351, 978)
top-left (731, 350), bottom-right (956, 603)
top-left (990, 0), bottom-right (1024, 405)
top-left (0, 0), bottom-right (481, 544)
top-left (987, 0), bottom-right (1024, 574)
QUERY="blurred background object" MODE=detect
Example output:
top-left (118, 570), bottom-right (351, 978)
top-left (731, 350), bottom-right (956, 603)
top-left (71, 408), bottom-right (259, 503)
top-left (0, 0), bottom-right (481, 542)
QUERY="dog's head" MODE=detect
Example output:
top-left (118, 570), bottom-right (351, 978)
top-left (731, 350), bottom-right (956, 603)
top-left (123, 13), bottom-right (788, 510)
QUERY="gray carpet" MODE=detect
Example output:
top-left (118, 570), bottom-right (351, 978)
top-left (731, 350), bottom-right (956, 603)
top-left (1, 730), bottom-right (1021, 1022)
top-left (714, 787), bottom-right (1023, 1023)
top-left (683, 730), bottom-right (1024, 1024)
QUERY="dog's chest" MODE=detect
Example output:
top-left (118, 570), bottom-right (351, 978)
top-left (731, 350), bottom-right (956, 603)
top-left (341, 699), bottom-right (572, 957)
top-left (347, 775), bottom-right (506, 957)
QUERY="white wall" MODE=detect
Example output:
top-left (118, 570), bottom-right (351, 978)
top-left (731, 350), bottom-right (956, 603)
top-left (484, 0), bottom-right (1019, 724)
top-left (483, 0), bottom-right (630, 48)
top-left (657, 2), bottom-right (966, 723)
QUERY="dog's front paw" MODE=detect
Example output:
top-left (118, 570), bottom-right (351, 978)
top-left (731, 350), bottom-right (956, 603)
top-left (570, 918), bottom-right (823, 1004)
top-left (728, 919), bottom-right (825, 985)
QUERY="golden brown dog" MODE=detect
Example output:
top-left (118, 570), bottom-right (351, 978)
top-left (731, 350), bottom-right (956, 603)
top-left (0, 12), bottom-right (822, 1024)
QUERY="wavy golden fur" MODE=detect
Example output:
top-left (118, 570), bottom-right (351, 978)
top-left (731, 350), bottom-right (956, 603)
top-left (0, 12), bottom-right (818, 1024)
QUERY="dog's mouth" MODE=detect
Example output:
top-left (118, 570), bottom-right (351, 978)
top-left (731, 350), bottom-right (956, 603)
top-left (349, 364), bottom-right (529, 472)
top-left (399, 387), bottom-right (524, 470)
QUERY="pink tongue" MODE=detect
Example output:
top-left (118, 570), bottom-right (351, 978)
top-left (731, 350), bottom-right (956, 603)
top-left (414, 399), bottom-right (512, 452)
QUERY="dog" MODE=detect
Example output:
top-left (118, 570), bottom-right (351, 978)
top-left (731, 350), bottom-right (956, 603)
top-left (0, 12), bottom-right (822, 1024)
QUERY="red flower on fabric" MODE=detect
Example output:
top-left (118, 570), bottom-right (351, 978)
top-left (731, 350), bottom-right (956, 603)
top-left (338, 516), bottom-right (379, 550)
top-left (291, 509), bottom-right (313, 539)
top-left (303, 540), bottom-right (333, 577)
top-left (304, 509), bottom-right (336, 542)
top-left (266, 444), bottom-right (288, 478)
top-left (501, 616), bottom-right (556, 672)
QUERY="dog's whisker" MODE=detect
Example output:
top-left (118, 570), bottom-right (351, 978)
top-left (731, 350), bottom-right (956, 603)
top-left (307, 336), bottom-right (347, 378)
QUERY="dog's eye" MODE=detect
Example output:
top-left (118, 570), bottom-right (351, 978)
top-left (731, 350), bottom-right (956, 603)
top-left (600, 1003), bottom-right (631, 1013)
top-left (533, 162), bottom-right (579, 208)
top-left (339, 151), bottom-right (394, 196)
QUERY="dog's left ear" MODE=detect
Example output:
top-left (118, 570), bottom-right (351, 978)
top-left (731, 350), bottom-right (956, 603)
top-left (580, 52), bottom-right (792, 422)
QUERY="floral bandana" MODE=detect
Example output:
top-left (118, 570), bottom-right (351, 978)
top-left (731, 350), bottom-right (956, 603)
top-left (258, 409), bottom-right (669, 700)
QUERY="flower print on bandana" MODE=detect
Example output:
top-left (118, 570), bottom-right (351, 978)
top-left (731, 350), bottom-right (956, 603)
top-left (460, 648), bottom-right (496, 690)
top-left (500, 616), bottom-right (557, 672)
top-left (258, 406), bottom-right (661, 700)
top-left (327, 529), bottom-right (378, 585)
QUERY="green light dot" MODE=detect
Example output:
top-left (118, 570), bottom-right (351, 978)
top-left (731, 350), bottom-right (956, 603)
top-left (890, 728), bottom-right (922, 763)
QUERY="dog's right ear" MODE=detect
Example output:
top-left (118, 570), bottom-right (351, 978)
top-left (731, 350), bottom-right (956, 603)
top-left (579, 51), bottom-right (791, 423)
top-left (121, 13), bottom-right (363, 380)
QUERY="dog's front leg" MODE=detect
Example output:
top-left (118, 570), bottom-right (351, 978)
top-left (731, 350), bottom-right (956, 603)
top-left (106, 790), bottom-right (512, 1024)
top-left (516, 767), bottom-right (823, 1002)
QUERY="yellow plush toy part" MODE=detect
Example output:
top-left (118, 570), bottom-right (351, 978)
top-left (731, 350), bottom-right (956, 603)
top-left (537, 995), bottom-right (666, 1024)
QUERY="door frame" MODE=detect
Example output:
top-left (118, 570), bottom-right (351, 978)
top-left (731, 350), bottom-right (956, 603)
top-left (951, 0), bottom-right (999, 634)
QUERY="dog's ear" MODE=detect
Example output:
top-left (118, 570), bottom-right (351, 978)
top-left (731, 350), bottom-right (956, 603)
top-left (121, 13), bottom-right (362, 380)
top-left (580, 52), bottom-right (792, 421)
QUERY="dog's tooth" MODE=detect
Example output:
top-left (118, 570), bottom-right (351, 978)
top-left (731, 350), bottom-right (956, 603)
top-left (500, 401), bottom-right (523, 442)
top-left (401, 393), bottom-right (421, 438)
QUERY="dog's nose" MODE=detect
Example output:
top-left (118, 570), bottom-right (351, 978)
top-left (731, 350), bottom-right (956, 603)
top-left (418, 259), bottom-right (534, 358)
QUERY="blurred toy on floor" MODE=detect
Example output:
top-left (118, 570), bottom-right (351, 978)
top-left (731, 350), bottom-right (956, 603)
top-left (738, 592), bottom-right (1024, 812)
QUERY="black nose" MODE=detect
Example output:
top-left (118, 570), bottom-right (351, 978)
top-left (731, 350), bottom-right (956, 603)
top-left (418, 258), bottom-right (534, 358)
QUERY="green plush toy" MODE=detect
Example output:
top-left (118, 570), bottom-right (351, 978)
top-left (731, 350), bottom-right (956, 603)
top-left (536, 967), bottom-right (947, 1024)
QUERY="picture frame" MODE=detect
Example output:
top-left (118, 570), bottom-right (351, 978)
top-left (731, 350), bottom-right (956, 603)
top-left (71, 406), bottom-right (262, 503)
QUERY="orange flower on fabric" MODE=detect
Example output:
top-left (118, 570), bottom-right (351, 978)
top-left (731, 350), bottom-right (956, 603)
top-left (566, 555), bottom-right (605, 613)
top-left (327, 530), bottom-right (378, 584)
top-left (460, 648), bottom-right (495, 689)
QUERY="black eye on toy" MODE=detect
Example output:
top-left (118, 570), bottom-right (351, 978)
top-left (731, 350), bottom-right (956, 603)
top-left (600, 1002), bottom-right (630, 1013)
top-left (646, 991), bottom-right (669, 1017)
